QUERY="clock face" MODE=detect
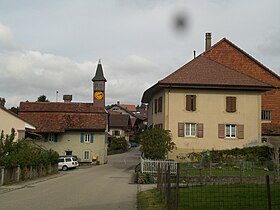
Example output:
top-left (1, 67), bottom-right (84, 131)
top-left (94, 91), bottom-right (104, 100)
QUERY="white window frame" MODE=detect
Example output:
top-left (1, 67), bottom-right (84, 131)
top-left (84, 133), bottom-right (90, 143)
top-left (225, 124), bottom-right (236, 138)
top-left (185, 123), bottom-right (196, 137)
top-left (83, 151), bottom-right (90, 160)
top-left (49, 133), bottom-right (55, 142)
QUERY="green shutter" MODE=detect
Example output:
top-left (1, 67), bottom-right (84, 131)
top-left (80, 133), bottom-right (84, 143)
top-left (54, 134), bottom-right (58, 142)
top-left (90, 133), bottom-right (94, 143)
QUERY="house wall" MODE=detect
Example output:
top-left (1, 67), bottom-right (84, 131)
top-left (150, 88), bottom-right (262, 160)
top-left (147, 90), bottom-right (165, 128)
top-left (108, 128), bottom-right (129, 141)
top-left (204, 41), bottom-right (280, 136)
top-left (0, 108), bottom-right (26, 142)
top-left (36, 131), bottom-right (107, 164)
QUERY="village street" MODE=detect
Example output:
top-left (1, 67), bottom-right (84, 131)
top-left (0, 148), bottom-right (142, 210)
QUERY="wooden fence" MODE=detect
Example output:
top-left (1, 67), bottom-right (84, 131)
top-left (0, 164), bottom-right (58, 186)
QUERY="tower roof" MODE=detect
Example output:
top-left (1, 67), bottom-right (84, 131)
top-left (92, 60), bottom-right (107, 82)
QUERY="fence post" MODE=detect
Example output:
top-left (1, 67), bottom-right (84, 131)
top-left (266, 175), bottom-right (272, 210)
top-left (157, 163), bottom-right (161, 190)
top-left (0, 167), bottom-right (4, 186)
top-left (175, 163), bottom-right (179, 210)
top-left (140, 157), bottom-right (143, 173)
top-left (167, 165), bottom-right (171, 210)
top-left (16, 165), bottom-right (21, 182)
top-left (239, 161), bottom-right (243, 183)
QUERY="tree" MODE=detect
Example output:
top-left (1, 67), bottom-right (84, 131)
top-left (37, 95), bottom-right (49, 102)
top-left (0, 97), bottom-right (6, 107)
top-left (140, 128), bottom-right (175, 160)
top-left (9, 106), bottom-right (19, 114)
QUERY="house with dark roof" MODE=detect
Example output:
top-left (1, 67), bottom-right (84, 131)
top-left (142, 34), bottom-right (274, 160)
top-left (109, 114), bottom-right (132, 141)
top-left (0, 105), bottom-right (36, 142)
top-left (19, 61), bottom-right (109, 164)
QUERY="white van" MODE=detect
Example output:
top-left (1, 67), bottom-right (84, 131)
top-left (58, 156), bottom-right (79, 171)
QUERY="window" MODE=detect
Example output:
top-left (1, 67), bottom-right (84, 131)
top-left (48, 133), bottom-right (57, 142)
top-left (178, 123), bottom-right (203, 138)
top-left (84, 151), bottom-right (90, 160)
top-left (65, 158), bottom-right (72, 162)
top-left (84, 133), bottom-right (90, 143)
top-left (262, 110), bottom-right (272, 121)
top-left (80, 133), bottom-right (94, 143)
top-left (225, 124), bottom-right (236, 138)
top-left (113, 130), bottom-right (120, 136)
top-left (226, 97), bottom-right (236, 113)
top-left (158, 96), bottom-right (163, 113)
top-left (186, 95), bottom-right (196, 111)
top-left (185, 123), bottom-right (196, 137)
top-left (154, 99), bottom-right (158, 114)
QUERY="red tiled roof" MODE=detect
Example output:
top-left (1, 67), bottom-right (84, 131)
top-left (142, 56), bottom-right (273, 103)
top-left (19, 102), bottom-right (107, 133)
top-left (119, 104), bottom-right (136, 112)
top-left (160, 56), bottom-right (272, 87)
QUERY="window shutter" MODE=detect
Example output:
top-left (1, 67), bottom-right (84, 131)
top-left (218, 124), bottom-right (225, 138)
top-left (54, 134), bottom-right (58, 142)
top-left (226, 97), bottom-right (236, 112)
top-left (192, 95), bottom-right (196, 111)
top-left (178, 123), bottom-right (184, 137)
top-left (186, 95), bottom-right (191, 111)
top-left (154, 99), bottom-right (158, 114)
top-left (80, 133), bottom-right (84, 143)
top-left (90, 133), bottom-right (94, 143)
top-left (238, 125), bottom-right (244, 139)
top-left (197, 123), bottom-right (203, 138)
top-left (158, 96), bottom-right (162, 112)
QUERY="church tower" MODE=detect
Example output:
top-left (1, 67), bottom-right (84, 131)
top-left (92, 60), bottom-right (107, 108)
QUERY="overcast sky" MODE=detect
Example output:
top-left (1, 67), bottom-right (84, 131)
top-left (0, 0), bottom-right (279, 108)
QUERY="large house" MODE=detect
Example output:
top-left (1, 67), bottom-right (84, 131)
top-left (0, 105), bottom-right (36, 142)
top-left (19, 61), bottom-right (109, 164)
top-left (142, 34), bottom-right (275, 160)
top-left (202, 34), bottom-right (280, 143)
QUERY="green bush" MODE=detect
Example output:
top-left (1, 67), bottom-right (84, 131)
top-left (0, 129), bottom-right (59, 168)
top-left (108, 137), bottom-right (128, 152)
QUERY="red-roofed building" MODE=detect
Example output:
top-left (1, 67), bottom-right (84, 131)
top-left (142, 34), bottom-right (275, 160)
top-left (19, 61), bottom-right (109, 164)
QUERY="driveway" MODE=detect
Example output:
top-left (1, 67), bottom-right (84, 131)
top-left (0, 148), bottom-right (141, 210)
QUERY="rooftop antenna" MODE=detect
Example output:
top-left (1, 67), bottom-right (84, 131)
top-left (193, 50), bottom-right (196, 58)
top-left (56, 91), bottom-right (59, 102)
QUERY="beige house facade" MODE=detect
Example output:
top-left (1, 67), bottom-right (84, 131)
top-left (142, 55), bottom-right (273, 160)
top-left (0, 106), bottom-right (35, 142)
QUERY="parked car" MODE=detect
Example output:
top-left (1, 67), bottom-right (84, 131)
top-left (58, 156), bottom-right (79, 171)
top-left (130, 142), bottom-right (138, 148)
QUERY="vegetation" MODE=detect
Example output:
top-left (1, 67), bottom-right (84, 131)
top-left (137, 188), bottom-right (166, 210)
top-left (37, 95), bottom-right (50, 102)
top-left (108, 137), bottom-right (128, 153)
top-left (0, 129), bottom-right (59, 168)
top-left (140, 128), bottom-right (175, 160)
top-left (178, 146), bottom-right (274, 162)
top-left (9, 106), bottom-right (19, 114)
top-left (0, 97), bottom-right (6, 106)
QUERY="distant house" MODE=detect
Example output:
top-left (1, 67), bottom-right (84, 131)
top-left (108, 114), bottom-right (132, 141)
top-left (142, 34), bottom-right (274, 160)
top-left (0, 105), bottom-right (36, 142)
top-left (202, 34), bottom-right (280, 143)
top-left (107, 102), bottom-right (146, 131)
top-left (19, 61), bottom-right (109, 164)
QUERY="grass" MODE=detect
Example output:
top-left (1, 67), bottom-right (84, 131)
top-left (138, 183), bottom-right (280, 210)
top-left (137, 188), bottom-right (166, 210)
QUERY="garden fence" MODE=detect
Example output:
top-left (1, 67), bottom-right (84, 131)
top-left (140, 157), bottom-right (177, 174)
top-left (157, 162), bottom-right (280, 210)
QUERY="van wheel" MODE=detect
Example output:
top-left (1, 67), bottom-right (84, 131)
top-left (62, 165), bottom-right (68, 171)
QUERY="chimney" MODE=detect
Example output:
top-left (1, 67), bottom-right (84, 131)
top-left (117, 101), bottom-right (120, 105)
top-left (63, 95), bottom-right (72, 103)
top-left (205, 32), bottom-right (212, 51)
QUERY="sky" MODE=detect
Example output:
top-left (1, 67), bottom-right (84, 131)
top-left (0, 0), bottom-right (279, 108)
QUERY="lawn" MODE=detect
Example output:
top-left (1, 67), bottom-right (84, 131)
top-left (138, 183), bottom-right (280, 210)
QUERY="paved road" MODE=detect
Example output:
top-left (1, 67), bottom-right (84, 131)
top-left (0, 148), bottom-right (141, 210)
